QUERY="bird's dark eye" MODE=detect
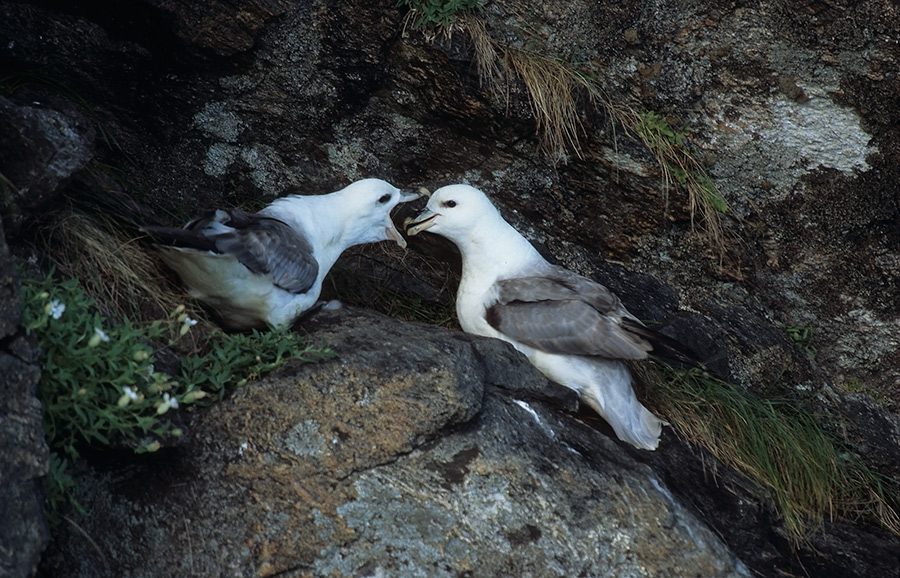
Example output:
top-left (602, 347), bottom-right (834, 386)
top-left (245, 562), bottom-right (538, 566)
top-left (378, 193), bottom-right (392, 204)
top-left (444, 200), bottom-right (457, 208)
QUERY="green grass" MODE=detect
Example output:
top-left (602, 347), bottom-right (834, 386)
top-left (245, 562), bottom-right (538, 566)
top-left (779, 323), bottom-right (817, 359)
top-left (643, 361), bottom-right (900, 542)
top-left (631, 110), bottom-right (730, 260)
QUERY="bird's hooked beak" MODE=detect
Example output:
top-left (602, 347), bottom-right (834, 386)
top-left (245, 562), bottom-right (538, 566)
top-left (387, 187), bottom-right (430, 248)
top-left (404, 207), bottom-right (437, 237)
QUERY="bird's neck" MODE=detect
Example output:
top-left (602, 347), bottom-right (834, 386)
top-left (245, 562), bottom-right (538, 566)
top-left (262, 192), bottom-right (361, 272)
top-left (457, 219), bottom-right (543, 288)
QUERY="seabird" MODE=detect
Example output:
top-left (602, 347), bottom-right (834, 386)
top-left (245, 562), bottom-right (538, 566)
top-left (406, 184), bottom-right (665, 450)
top-left (144, 178), bottom-right (420, 330)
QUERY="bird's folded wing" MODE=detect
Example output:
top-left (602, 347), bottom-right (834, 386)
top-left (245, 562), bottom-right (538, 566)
top-left (486, 275), bottom-right (652, 359)
top-left (212, 215), bottom-right (319, 295)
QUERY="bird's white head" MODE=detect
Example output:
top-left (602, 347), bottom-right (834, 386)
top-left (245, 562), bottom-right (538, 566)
top-left (338, 178), bottom-right (423, 248)
top-left (404, 184), bottom-right (503, 246)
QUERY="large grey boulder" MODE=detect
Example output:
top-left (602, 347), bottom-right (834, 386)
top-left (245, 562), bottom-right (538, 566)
top-left (39, 308), bottom-right (748, 577)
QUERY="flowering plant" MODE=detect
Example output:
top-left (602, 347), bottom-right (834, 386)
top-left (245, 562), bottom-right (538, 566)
top-left (22, 270), bottom-right (332, 516)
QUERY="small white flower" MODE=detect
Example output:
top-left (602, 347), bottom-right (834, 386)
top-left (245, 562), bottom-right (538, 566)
top-left (164, 392), bottom-right (178, 409)
top-left (117, 386), bottom-right (140, 408)
top-left (179, 316), bottom-right (198, 336)
top-left (48, 300), bottom-right (66, 319)
top-left (88, 326), bottom-right (110, 347)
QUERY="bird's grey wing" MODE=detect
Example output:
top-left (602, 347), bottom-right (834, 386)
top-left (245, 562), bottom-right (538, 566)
top-left (212, 213), bottom-right (319, 295)
top-left (486, 275), bottom-right (652, 359)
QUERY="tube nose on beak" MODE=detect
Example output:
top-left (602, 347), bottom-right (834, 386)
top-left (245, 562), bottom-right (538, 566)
top-left (405, 208), bottom-right (438, 236)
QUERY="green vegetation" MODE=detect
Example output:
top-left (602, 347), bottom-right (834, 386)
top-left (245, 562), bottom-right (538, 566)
top-left (407, 18), bottom-right (732, 259)
top-left (632, 110), bottom-right (730, 257)
top-left (779, 323), bottom-right (817, 359)
top-left (398, 0), bottom-right (483, 32)
top-left (22, 271), bottom-right (333, 519)
top-left (643, 362), bottom-right (900, 542)
top-left (841, 377), bottom-right (887, 405)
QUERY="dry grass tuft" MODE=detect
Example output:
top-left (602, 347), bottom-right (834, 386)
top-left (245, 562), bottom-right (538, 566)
top-left (503, 50), bottom-right (586, 161)
top-left (36, 210), bottom-right (210, 350)
top-left (463, 16), bottom-right (504, 92)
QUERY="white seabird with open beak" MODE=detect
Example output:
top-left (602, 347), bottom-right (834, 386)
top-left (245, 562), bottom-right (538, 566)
top-left (144, 178), bottom-right (420, 329)
top-left (406, 184), bottom-right (665, 450)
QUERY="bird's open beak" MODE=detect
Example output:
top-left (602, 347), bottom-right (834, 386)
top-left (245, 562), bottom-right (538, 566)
top-left (386, 223), bottom-right (407, 248)
top-left (404, 208), bottom-right (437, 236)
top-left (387, 187), bottom-right (430, 248)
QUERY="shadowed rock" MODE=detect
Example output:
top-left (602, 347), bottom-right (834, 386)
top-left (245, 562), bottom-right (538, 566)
top-left (0, 217), bottom-right (50, 578)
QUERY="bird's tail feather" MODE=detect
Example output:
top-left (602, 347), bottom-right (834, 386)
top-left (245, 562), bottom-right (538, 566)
top-left (579, 366), bottom-right (663, 451)
top-left (141, 225), bottom-right (217, 252)
top-left (622, 318), bottom-right (707, 371)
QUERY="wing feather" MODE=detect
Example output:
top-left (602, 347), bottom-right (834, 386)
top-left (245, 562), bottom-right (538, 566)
top-left (486, 270), bottom-right (652, 359)
top-left (210, 212), bottom-right (319, 294)
top-left (146, 209), bottom-right (319, 295)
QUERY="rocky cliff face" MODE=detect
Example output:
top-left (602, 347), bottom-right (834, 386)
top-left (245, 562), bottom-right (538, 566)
top-left (1, 0), bottom-right (899, 576)
top-left (38, 308), bottom-right (751, 578)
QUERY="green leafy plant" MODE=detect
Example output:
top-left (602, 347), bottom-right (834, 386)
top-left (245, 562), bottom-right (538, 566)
top-left (779, 323), bottom-right (817, 359)
top-left (635, 110), bottom-right (690, 149)
top-left (398, 0), bottom-right (483, 32)
top-left (22, 270), bottom-right (333, 518)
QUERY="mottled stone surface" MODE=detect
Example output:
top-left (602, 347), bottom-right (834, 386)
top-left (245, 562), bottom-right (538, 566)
top-left (0, 95), bottom-right (96, 233)
top-left (0, 216), bottom-right (49, 578)
top-left (1, 0), bottom-right (898, 575)
top-left (39, 309), bottom-right (748, 578)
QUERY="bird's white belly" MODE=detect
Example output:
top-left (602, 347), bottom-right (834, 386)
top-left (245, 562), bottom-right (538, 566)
top-left (526, 349), bottom-right (630, 394)
top-left (159, 247), bottom-right (316, 328)
top-left (456, 281), bottom-right (501, 338)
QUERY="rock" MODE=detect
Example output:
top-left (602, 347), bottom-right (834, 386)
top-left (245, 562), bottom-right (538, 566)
top-left (2, 0), bottom-right (899, 576)
top-left (38, 308), bottom-right (748, 577)
top-left (143, 0), bottom-right (292, 57)
top-left (0, 95), bottom-right (96, 234)
top-left (0, 216), bottom-right (50, 578)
